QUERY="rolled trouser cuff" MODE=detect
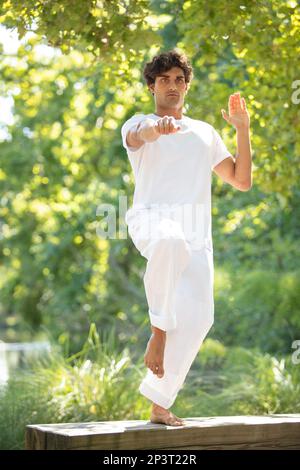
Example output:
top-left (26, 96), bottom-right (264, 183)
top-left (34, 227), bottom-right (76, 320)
top-left (148, 309), bottom-right (177, 332)
top-left (139, 381), bottom-right (176, 409)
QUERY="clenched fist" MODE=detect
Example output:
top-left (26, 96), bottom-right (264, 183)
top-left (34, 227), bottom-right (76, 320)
top-left (153, 115), bottom-right (181, 135)
top-left (136, 115), bottom-right (181, 144)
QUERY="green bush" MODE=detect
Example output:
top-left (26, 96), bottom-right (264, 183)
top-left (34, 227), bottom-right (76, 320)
top-left (1, 331), bottom-right (299, 449)
top-left (177, 339), bottom-right (300, 417)
top-left (0, 323), bottom-right (147, 450)
top-left (212, 269), bottom-right (300, 354)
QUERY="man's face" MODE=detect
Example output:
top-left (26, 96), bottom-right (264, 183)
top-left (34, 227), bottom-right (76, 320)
top-left (149, 66), bottom-right (189, 108)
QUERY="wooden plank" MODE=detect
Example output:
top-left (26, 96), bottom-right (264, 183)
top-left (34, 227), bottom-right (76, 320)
top-left (25, 414), bottom-right (300, 450)
top-left (25, 425), bottom-right (47, 450)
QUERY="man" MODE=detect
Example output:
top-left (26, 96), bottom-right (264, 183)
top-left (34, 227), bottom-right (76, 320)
top-left (121, 49), bottom-right (252, 426)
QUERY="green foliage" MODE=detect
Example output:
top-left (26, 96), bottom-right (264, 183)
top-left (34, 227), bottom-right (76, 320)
top-left (0, 323), bottom-right (147, 449)
top-left (177, 339), bottom-right (300, 417)
top-left (212, 268), bottom-right (300, 354)
top-left (212, 185), bottom-right (300, 271)
top-left (0, 0), bottom-right (299, 417)
top-left (0, 0), bottom-right (160, 58)
top-left (1, 330), bottom-right (299, 449)
top-left (176, 0), bottom-right (300, 195)
top-left (0, 33), bottom-right (150, 343)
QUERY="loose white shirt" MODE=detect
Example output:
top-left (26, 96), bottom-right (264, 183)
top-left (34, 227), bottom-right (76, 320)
top-left (121, 113), bottom-right (231, 250)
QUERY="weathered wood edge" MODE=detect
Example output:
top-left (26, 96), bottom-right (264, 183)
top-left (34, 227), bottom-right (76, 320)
top-left (25, 416), bottom-right (300, 450)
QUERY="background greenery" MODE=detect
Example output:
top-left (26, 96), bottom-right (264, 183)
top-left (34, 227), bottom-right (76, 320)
top-left (0, 0), bottom-right (299, 449)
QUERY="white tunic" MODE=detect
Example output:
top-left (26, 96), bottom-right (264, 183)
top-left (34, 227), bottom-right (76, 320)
top-left (121, 113), bottom-right (231, 251)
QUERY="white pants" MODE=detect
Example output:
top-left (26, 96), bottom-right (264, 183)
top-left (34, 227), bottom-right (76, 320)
top-left (126, 208), bottom-right (215, 409)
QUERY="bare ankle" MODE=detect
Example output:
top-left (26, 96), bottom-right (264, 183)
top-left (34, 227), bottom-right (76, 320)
top-left (151, 326), bottom-right (166, 337)
top-left (152, 402), bottom-right (167, 412)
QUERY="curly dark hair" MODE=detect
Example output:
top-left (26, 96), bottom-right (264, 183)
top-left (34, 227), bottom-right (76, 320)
top-left (143, 49), bottom-right (194, 94)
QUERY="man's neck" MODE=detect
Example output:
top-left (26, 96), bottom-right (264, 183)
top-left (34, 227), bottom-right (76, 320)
top-left (154, 107), bottom-right (183, 120)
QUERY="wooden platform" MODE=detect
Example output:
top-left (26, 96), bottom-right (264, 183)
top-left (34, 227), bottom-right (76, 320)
top-left (25, 414), bottom-right (300, 450)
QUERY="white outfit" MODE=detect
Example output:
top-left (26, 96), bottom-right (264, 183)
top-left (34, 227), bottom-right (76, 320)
top-left (121, 112), bottom-right (231, 408)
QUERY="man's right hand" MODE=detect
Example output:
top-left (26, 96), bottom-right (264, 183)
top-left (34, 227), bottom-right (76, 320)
top-left (127, 116), bottom-right (181, 149)
top-left (139, 116), bottom-right (181, 143)
top-left (153, 115), bottom-right (181, 136)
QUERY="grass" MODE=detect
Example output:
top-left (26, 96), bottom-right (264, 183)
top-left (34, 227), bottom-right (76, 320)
top-left (0, 327), bottom-right (299, 449)
top-left (175, 338), bottom-right (300, 417)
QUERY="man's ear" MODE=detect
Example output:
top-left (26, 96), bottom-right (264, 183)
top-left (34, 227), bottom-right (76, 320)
top-left (149, 86), bottom-right (154, 96)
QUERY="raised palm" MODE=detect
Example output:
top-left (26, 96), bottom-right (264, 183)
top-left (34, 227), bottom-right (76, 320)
top-left (221, 92), bottom-right (250, 130)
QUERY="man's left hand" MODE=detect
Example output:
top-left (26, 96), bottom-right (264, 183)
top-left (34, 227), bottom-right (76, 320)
top-left (221, 92), bottom-right (250, 130)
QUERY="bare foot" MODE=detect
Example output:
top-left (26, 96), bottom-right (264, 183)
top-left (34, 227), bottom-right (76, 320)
top-left (144, 331), bottom-right (166, 378)
top-left (150, 403), bottom-right (186, 426)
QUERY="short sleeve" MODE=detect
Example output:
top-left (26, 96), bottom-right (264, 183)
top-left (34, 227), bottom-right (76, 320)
top-left (211, 127), bottom-right (232, 170)
top-left (121, 114), bottom-right (146, 153)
